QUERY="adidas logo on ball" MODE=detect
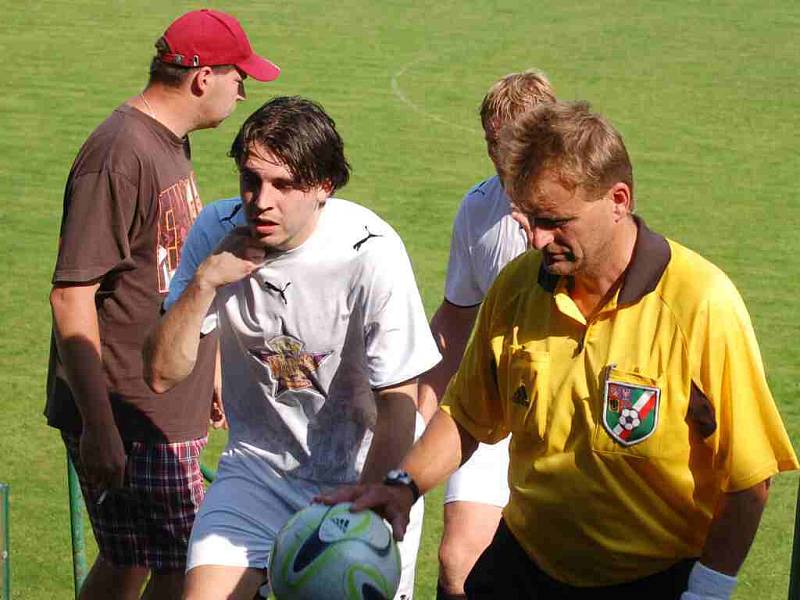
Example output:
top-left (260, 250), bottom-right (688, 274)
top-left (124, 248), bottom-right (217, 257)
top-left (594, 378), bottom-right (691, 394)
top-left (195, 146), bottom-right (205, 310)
top-left (331, 516), bottom-right (350, 533)
top-left (320, 513), bottom-right (355, 542)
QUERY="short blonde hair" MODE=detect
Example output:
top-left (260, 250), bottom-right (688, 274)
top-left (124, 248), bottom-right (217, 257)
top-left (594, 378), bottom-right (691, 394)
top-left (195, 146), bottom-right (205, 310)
top-left (499, 101), bottom-right (634, 208)
top-left (479, 69), bottom-right (556, 136)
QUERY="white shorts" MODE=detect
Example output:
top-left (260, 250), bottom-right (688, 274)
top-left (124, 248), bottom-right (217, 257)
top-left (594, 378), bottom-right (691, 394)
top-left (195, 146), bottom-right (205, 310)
top-left (188, 419), bottom-right (427, 600)
top-left (443, 437), bottom-right (510, 507)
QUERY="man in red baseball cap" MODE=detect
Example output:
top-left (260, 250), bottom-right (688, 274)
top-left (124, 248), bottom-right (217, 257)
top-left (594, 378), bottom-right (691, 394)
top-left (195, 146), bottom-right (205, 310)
top-left (159, 8), bottom-right (280, 82)
top-left (47, 9), bottom-right (279, 600)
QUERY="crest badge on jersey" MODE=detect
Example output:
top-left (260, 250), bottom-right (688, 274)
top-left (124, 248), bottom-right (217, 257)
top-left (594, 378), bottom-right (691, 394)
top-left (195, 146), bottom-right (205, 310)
top-left (250, 334), bottom-right (332, 401)
top-left (602, 378), bottom-right (660, 446)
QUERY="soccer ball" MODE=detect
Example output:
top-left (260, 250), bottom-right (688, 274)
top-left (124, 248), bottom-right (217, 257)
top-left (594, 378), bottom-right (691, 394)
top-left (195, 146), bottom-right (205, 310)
top-left (619, 408), bottom-right (641, 431)
top-left (269, 502), bottom-right (401, 599)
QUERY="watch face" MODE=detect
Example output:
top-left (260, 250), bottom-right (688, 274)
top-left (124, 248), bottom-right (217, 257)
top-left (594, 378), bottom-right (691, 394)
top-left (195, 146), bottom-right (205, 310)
top-left (383, 469), bottom-right (420, 503)
top-left (385, 469), bottom-right (410, 484)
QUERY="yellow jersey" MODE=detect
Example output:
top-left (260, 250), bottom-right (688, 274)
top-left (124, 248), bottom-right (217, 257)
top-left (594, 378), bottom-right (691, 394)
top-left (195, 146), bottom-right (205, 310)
top-left (442, 218), bottom-right (798, 586)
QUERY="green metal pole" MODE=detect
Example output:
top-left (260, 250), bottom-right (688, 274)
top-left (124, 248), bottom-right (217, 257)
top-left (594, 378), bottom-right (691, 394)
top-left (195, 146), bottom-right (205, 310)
top-left (790, 476), bottom-right (800, 599)
top-left (200, 463), bottom-right (217, 483)
top-left (67, 455), bottom-right (88, 599)
top-left (1, 482), bottom-right (9, 600)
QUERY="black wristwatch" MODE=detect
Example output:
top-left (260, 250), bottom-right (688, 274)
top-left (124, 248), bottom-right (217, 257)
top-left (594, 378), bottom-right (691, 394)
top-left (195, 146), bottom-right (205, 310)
top-left (383, 469), bottom-right (421, 504)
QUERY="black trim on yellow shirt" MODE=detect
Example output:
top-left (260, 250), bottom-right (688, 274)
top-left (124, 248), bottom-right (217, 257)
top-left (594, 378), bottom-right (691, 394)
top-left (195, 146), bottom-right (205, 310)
top-left (535, 216), bottom-right (671, 305)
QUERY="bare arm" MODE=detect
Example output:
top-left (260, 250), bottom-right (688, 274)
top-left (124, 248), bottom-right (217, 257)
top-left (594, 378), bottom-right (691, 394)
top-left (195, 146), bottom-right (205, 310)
top-left (320, 407), bottom-right (478, 539)
top-left (699, 479), bottom-right (770, 575)
top-left (50, 282), bottom-right (126, 488)
top-left (209, 341), bottom-right (227, 429)
top-left (400, 407), bottom-right (478, 494)
top-left (144, 271), bottom-right (218, 393)
top-left (359, 381), bottom-right (418, 485)
top-left (678, 480), bottom-right (771, 598)
top-left (144, 229), bottom-right (265, 393)
top-left (417, 301), bottom-right (479, 423)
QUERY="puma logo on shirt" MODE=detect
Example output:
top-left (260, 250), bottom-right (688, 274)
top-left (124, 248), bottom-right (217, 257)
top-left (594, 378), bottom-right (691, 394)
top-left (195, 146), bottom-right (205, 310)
top-left (353, 226), bottom-right (382, 251)
top-left (259, 279), bottom-right (291, 305)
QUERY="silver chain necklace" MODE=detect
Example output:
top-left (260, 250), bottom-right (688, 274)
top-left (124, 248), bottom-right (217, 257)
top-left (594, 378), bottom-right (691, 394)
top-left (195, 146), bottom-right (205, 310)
top-left (139, 93), bottom-right (156, 120)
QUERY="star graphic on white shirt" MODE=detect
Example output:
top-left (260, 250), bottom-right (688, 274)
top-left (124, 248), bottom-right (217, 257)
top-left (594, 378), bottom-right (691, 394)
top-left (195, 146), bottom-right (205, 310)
top-left (249, 335), bottom-right (332, 397)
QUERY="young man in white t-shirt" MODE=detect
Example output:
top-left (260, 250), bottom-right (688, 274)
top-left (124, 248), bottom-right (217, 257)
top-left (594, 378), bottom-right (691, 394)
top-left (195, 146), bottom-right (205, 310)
top-left (417, 70), bottom-right (556, 600)
top-left (145, 96), bottom-right (441, 600)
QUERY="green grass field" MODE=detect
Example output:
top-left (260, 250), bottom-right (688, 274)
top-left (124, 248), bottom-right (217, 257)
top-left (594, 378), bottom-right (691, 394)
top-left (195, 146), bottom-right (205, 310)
top-left (1, 0), bottom-right (798, 597)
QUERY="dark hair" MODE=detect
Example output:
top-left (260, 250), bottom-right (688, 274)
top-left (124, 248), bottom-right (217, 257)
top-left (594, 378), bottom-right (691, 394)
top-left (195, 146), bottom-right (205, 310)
top-left (229, 96), bottom-right (351, 193)
top-left (148, 37), bottom-right (196, 87)
top-left (148, 37), bottom-right (232, 88)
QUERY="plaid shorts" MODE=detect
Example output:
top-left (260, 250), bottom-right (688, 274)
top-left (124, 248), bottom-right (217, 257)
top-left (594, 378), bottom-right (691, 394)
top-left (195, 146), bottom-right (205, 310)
top-left (63, 432), bottom-right (207, 571)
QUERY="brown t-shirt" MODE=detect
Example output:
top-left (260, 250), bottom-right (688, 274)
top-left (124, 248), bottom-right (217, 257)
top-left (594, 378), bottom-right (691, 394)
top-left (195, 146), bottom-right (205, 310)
top-left (46, 104), bottom-right (216, 443)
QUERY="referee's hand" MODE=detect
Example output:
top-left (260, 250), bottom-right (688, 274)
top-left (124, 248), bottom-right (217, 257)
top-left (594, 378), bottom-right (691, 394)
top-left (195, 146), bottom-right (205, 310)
top-left (315, 484), bottom-right (414, 541)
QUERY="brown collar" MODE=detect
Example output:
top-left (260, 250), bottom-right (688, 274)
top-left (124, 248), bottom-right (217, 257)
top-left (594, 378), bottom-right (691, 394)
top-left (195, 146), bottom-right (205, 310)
top-left (537, 216), bottom-right (671, 305)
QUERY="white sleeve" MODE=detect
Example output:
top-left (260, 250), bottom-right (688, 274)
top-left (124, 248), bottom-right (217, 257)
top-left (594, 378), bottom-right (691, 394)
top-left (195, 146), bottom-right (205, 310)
top-left (164, 204), bottom-right (232, 334)
top-left (444, 196), bottom-right (483, 307)
top-left (165, 199), bottom-right (244, 311)
top-left (361, 233), bottom-right (442, 389)
top-left (164, 223), bottom-right (212, 310)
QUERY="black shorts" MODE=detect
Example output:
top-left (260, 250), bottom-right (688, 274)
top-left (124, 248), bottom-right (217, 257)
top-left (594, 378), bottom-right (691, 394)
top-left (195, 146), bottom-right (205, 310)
top-left (464, 519), bottom-right (695, 600)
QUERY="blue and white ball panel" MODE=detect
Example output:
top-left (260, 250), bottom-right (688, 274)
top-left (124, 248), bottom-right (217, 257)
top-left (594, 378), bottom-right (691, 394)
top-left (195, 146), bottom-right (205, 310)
top-left (270, 503), bottom-right (400, 599)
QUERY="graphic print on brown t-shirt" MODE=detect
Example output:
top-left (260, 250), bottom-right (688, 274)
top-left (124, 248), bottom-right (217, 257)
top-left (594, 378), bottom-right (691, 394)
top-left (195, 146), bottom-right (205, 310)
top-left (157, 174), bottom-right (202, 293)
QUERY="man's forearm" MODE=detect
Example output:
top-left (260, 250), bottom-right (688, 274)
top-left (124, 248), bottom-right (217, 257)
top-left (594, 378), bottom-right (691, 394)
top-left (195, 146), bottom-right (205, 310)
top-left (400, 407), bottom-right (478, 495)
top-left (51, 283), bottom-right (128, 487)
top-left (316, 407), bottom-right (479, 541)
top-left (144, 276), bottom-right (217, 393)
top-left (146, 229), bottom-right (267, 392)
top-left (360, 382), bottom-right (417, 484)
top-left (698, 479), bottom-right (770, 575)
top-left (50, 284), bottom-right (114, 428)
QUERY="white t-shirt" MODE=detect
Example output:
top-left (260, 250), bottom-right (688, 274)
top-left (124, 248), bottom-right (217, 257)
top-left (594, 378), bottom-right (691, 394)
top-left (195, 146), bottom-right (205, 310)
top-left (215, 198), bottom-right (441, 485)
top-left (442, 176), bottom-right (526, 507)
top-left (444, 176), bottom-right (527, 306)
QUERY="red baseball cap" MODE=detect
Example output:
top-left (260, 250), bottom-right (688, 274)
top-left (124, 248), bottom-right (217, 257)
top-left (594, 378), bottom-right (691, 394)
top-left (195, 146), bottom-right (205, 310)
top-left (160, 9), bottom-right (280, 82)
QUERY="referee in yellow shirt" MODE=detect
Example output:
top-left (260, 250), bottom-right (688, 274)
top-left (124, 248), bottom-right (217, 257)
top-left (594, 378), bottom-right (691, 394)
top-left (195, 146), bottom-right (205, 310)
top-left (321, 101), bottom-right (798, 599)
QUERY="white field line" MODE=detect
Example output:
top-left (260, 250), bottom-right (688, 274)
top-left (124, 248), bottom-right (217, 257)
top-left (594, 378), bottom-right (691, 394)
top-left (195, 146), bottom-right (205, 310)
top-left (390, 57), bottom-right (479, 134)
